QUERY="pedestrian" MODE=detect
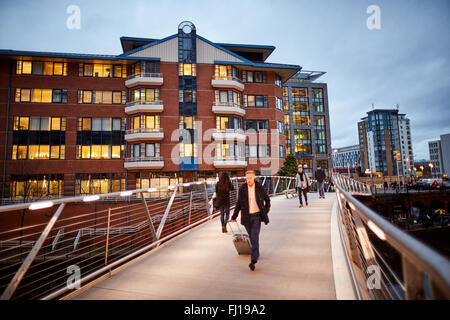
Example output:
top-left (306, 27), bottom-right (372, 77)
top-left (383, 180), bottom-right (388, 193)
top-left (215, 172), bottom-right (234, 233)
top-left (230, 170), bottom-right (271, 271)
top-left (314, 165), bottom-right (326, 199)
top-left (295, 165), bottom-right (310, 208)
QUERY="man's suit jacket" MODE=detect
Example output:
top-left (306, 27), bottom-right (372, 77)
top-left (232, 181), bottom-right (271, 225)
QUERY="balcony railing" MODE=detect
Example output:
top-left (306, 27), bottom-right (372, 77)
top-left (126, 73), bottom-right (163, 81)
top-left (126, 100), bottom-right (163, 107)
top-left (212, 75), bottom-right (243, 83)
top-left (125, 156), bottom-right (163, 162)
top-left (214, 128), bottom-right (245, 134)
top-left (126, 128), bottom-right (162, 135)
top-left (213, 101), bottom-right (245, 109)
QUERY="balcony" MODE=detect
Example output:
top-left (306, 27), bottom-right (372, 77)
top-left (211, 75), bottom-right (244, 91)
top-left (125, 73), bottom-right (164, 87)
top-left (125, 100), bottom-right (164, 114)
top-left (212, 101), bottom-right (246, 117)
top-left (125, 128), bottom-right (164, 142)
top-left (213, 156), bottom-right (247, 169)
top-left (124, 156), bottom-right (164, 170)
top-left (212, 129), bottom-right (246, 142)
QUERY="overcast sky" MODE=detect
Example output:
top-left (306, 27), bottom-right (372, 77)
top-left (1, 0), bottom-right (449, 160)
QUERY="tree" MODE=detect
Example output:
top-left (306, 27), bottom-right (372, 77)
top-left (278, 153), bottom-right (298, 177)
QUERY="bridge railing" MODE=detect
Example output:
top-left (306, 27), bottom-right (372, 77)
top-left (332, 173), bottom-right (450, 300)
top-left (0, 175), bottom-right (294, 300)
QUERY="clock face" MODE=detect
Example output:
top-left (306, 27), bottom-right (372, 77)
top-left (182, 24), bottom-right (192, 34)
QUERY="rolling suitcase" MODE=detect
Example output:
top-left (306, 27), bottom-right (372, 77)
top-left (228, 221), bottom-right (252, 255)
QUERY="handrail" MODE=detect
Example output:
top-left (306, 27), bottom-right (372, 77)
top-left (126, 100), bottom-right (163, 107)
top-left (213, 101), bottom-right (245, 109)
top-left (126, 73), bottom-right (163, 80)
top-left (125, 156), bottom-right (164, 162)
top-left (214, 128), bottom-right (245, 135)
top-left (212, 75), bottom-right (243, 83)
top-left (125, 127), bottom-right (162, 134)
top-left (332, 173), bottom-right (450, 299)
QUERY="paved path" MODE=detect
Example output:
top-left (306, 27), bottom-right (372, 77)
top-left (74, 193), bottom-right (338, 300)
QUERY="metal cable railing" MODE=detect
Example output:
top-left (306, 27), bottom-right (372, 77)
top-left (332, 173), bottom-right (450, 300)
top-left (0, 175), bottom-right (295, 300)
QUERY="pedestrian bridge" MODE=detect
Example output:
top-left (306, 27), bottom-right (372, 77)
top-left (0, 175), bottom-right (449, 300)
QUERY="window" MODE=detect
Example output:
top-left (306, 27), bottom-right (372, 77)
top-left (276, 97), bottom-right (283, 110)
top-left (314, 116), bottom-right (326, 127)
top-left (243, 95), bottom-right (268, 108)
top-left (131, 88), bottom-right (160, 102)
top-left (246, 145), bottom-right (270, 158)
top-left (12, 116), bottom-right (66, 160)
top-left (179, 90), bottom-right (196, 103)
top-left (15, 88), bottom-right (67, 103)
top-left (79, 63), bottom-right (127, 78)
top-left (244, 119), bottom-right (269, 132)
top-left (215, 90), bottom-right (241, 105)
top-left (275, 74), bottom-right (282, 87)
top-left (78, 90), bottom-right (126, 104)
top-left (216, 143), bottom-right (243, 160)
top-left (75, 173), bottom-right (125, 195)
top-left (279, 145), bottom-right (286, 158)
top-left (131, 143), bottom-right (160, 158)
top-left (10, 174), bottom-right (64, 200)
top-left (294, 129), bottom-right (311, 154)
top-left (312, 88), bottom-right (324, 101)
top-left (292, 88), bottom-right (308, 102)
top-left (76, 117), bottom-right (125, 159)
top-left (242, 71), bottom-right (266, 83)
top-left (277, 121), bottom-right (284, 134)
top-left (16, 60), bottom-right (67, 76)
top-left (130, 115), bottom-right (160, 130)
top-left (214, 64), bottom-right (238, 80)
top-left (179, 63), bottom-right (197, 76)
top-left (216, 116), bottom-right (242, 131)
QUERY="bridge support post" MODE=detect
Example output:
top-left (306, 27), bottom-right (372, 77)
top-left (140, 193), bottom-right (157, 242)
top-left (105, 208), bottom-right (111, 266)
top-left (156, 186), bottom-right (178, 240)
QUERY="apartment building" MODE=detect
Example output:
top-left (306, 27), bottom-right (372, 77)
top-left (0, 21), bottom-right (301, 200)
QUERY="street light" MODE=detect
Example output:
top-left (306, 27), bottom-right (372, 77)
top-left (429, 163), bottom-right (434, 178)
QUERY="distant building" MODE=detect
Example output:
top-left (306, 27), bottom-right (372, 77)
top-left (283, 71), bottom-right (332, 176)
top-left (332, 145), bottom-right (360, 172)
top-left (358, 108), bottom-right (413, 176)
top-left (429, 133), bottom-right (450, 176)
top-left (428, 140), bottom-right (443, 177)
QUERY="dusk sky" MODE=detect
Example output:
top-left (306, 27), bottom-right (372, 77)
top-left (1, 0), bottom-right (449, 160)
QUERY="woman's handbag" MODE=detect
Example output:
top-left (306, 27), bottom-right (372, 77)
top-left (212, 192), bottom-right (220, 209)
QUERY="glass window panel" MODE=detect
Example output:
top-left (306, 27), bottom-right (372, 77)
top-left (92, 118), bottom-right (102, 131)
top-left (103, 65), bottom-right (112, 77)
top-left (41, 89), bottom-right (52, 103)
top-left (51, 117), bottom-right (61, 130)
top-left (43, 62), bottom-right (53, 75)
top-left (113, 91), bottom-right (121, 104)
top-left (146, 144), bottom-right (155, 157)
top-left (19, 117), bottom-right (29, 130)
top-left (133, 90), bottom-right (140, 102)
top-left (84, 64), bottom-right (93, 76)
top-left (31, 89), bottom-right (42, 102)
top-left (112, 145), bottom-right (121, 159)
top-left (114, 65), bottom-right (122, 78)
top-left (28, 145), bottom-right (39, 159)
top-left (83, 91), bottom-right (92, 103)
top-left (94, 90), bottom-right (102, 104)
top-left (53, 62), bottom-right (63, 76)
top-left (22, 61), bottom-right (32, 74)
top-left (32, 62), bottom-right (44, 75)
top-left (146, 116), bottom-right (155, 129)
top-left (39, 145), bottom-right (50, 159)
top-left (247, 95), bottom-right (255, 106)
top-left (103, 91), bottom-right (112, 104)
top-left (82, 145), bottom-right (90, 159)
top-left (30, 118), bottom-right (40, 130)
top-left (112, 119), bottom-right (121, 131)
top-left (51, 145), bottom-right (60, 159)
top-left (247, 71), bottom-right (253, 82)
top-left (133, 116), bottom-right (140, 129)
top-left (18, 146), bottom-right (27, 159)
top-left (82, 118), bottom-right (91, 130)
top-left (101, 145), bottom-right (111, 159)
top-left (91, 145), bottom-right (101, 159)
top-left (40, 118), bottom-right (50, 131)
top-left (102, 118), bottom-right (111, 131)
top-left (93, 64), bottom-right (103, 77)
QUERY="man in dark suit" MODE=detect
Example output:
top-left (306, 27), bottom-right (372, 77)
top-left (230, 170), bottom-right (271, 271)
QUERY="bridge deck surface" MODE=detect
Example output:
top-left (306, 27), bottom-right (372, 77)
top-left (74, 193), bottom-right (337, 300)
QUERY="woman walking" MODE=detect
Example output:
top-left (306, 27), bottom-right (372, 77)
top-left (295, 165), bottom-right (310, 208)
top-left (215, 172), bottom-right (234, 233)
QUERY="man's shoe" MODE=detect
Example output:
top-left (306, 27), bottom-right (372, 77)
top-left (299, 204), bottom-right (303, 208)
top-left (249, 262), bottom-right (255, 271)
top-left (222, 226), bottom-right (227, 233)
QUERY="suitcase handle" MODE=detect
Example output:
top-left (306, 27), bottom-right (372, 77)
top-left (227, 220), bottom-right (245, 235)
